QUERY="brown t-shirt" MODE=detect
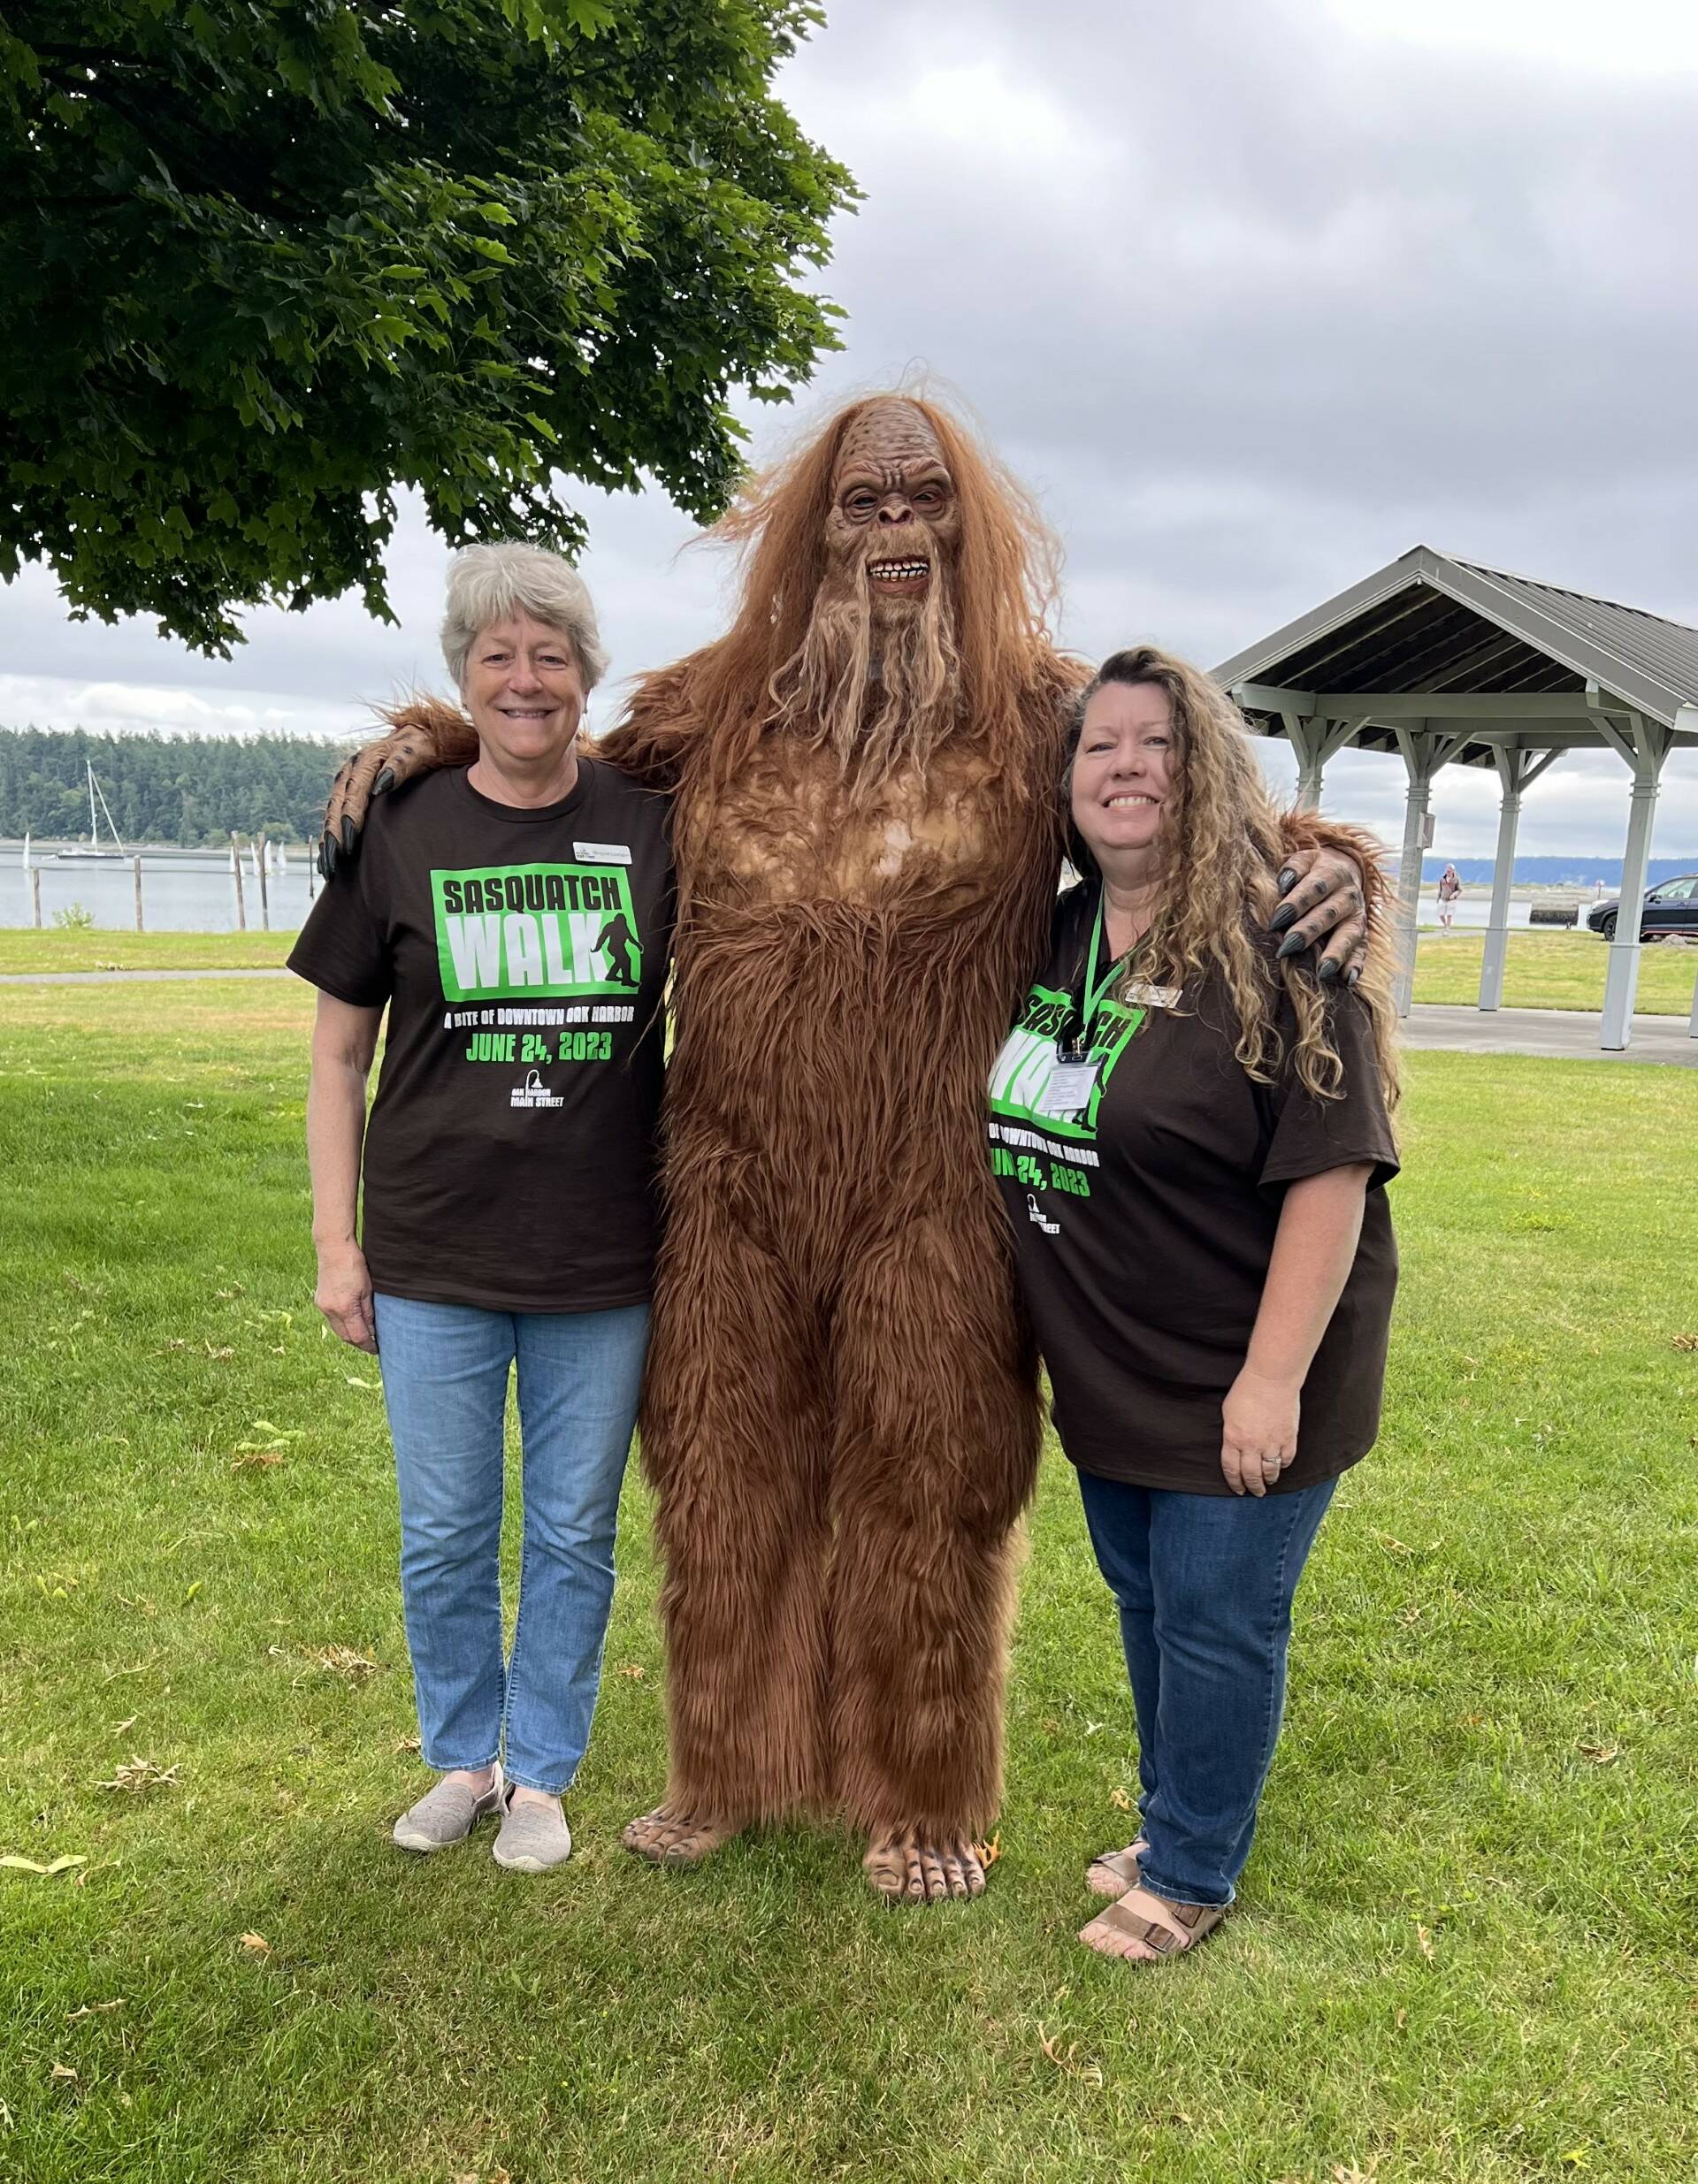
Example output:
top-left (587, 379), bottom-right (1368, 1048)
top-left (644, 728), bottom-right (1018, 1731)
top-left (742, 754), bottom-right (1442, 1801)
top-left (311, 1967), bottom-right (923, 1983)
top-left (287, 760), bottom-right (674, 1313)
top-left (988, 883), bottom-right (1399, 1493)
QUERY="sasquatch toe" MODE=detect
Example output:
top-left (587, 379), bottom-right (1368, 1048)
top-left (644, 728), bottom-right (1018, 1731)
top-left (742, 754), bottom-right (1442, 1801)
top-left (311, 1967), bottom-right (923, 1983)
top-left (864, 1830), bottom-right (987, 1905)
top-left (620, 1804), bottom-right (738, 1868)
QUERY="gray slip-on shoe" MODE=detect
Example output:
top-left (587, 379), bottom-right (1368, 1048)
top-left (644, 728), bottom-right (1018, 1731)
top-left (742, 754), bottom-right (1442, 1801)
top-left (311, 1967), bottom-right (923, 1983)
top-left (493, 1785), bottom-right (573, 1872)
top-left (392, 1763), bottom-right (505, 1853)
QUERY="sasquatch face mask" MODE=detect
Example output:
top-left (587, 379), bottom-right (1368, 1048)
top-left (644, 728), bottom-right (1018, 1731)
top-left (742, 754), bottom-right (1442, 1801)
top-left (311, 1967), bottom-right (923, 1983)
top-left (772, 398), bottom-right (965, 789)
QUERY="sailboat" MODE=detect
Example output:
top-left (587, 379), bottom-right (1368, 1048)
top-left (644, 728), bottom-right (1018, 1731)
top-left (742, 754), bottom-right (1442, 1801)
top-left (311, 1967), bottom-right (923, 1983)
top-left (57, 761), bottom-right (126, 860)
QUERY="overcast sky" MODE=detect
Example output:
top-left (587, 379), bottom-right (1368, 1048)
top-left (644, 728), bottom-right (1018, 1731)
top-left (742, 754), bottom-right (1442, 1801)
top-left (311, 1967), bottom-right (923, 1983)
top-left (4, 0), bottom-right (1695, 856)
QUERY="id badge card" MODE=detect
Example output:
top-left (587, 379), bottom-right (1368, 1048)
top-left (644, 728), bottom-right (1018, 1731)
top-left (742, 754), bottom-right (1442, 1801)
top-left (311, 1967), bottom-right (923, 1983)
top-left (1037, 1052), bottom-right (1099, 1119)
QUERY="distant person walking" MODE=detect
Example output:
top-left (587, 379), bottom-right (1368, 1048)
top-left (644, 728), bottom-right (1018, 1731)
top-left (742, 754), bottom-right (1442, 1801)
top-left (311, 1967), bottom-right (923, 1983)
top-left (1437, 863), bottom-right (1462, 931)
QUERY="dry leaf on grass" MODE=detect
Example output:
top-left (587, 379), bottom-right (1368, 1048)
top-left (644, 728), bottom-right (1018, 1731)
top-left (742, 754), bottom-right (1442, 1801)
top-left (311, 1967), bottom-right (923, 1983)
top-left (616, 1662), bottom-right (646, 1679)
top-left (1036, 2023), bottom-right (1104, 2087)
top-left (96, 1756), bottom-right (179, 1795)
top-left (393, 1735), bottom-right (422, 1755)
top-left (304, 1646), bottom-right (381, 1683)
top-left (1415, 1922), bottom-right (1436, 1961)
top-left (1109, 1786), bottom-right (1134, 1812)
top-left (972, 1830), bottom-right (1002, 1869)
top-left (203, 1343), bottom-right (235, 1361)
top-left (1, 1852), bottom-right (87, 1877)
top-left (65, 2001), bottom-right (123, 2021)
top-left (1579, 1742), bottom-right (1620, 1765)
top-left (50, 2062), bottom-right (78, 2082)
top-left (1671, 1333), bottom-right (1698, 1352)
top-left (239, 1932), bottom-right (272, 1958)
top-left (231, 1449), bottom-right (287, 1471)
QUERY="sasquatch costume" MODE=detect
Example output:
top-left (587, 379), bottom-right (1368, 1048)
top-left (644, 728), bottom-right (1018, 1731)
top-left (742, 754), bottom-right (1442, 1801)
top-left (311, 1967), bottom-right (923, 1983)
top-left (322, 394), bottom-right (1373, 1901)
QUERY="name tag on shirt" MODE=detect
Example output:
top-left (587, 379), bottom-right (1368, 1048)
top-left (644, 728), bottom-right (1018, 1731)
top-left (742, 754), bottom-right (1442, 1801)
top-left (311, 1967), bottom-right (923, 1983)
top-left (574, 840), bottom-right (631, 865)
top-left (1121, 980), bottom-right (1182, 1009)
top-left (1037, 1058), bottom-right (1100, 1118)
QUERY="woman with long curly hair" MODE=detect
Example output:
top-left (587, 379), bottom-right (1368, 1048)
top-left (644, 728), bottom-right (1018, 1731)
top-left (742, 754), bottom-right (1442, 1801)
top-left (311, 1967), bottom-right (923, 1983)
top-left (985, 644), bottom-right (1401, 1963)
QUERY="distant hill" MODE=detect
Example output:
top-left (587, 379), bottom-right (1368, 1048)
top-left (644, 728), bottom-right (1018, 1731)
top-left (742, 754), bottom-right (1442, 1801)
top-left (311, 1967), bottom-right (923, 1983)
top-left (0, 726), bottom-right (354, 847)
top-left (1422, 855), bottom-right (1698, 889)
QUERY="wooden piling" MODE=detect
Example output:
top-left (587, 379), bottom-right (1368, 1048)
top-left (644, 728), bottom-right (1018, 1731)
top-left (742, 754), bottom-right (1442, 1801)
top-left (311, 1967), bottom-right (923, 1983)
top-left (230, 834), bottom-right (247, 932)
top-left (30, 868), bottom-right (42, 928)
top-left (256, 833), bottom-right (271, 932)
top-left (133, 855), bottom-right (145, 932)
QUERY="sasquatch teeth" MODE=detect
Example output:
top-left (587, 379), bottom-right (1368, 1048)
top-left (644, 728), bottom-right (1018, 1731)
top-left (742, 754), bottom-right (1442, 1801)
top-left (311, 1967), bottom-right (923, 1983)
top-left (868, 560), bottom-right (930, 581)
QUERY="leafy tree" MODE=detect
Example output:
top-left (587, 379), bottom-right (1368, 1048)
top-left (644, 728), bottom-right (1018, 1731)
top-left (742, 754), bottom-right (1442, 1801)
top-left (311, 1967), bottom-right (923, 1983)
top-left (0, 2), bottom-right (854, 653)
top-left (0, 725), bottom-right (352, 844)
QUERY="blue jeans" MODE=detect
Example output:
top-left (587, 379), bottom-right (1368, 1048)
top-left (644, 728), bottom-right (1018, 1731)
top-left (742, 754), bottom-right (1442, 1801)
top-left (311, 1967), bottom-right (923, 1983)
top-left (1076, 1470), bottom-right (1338, 1908)
top-left (372, 1294), bottom-right (649, 1794)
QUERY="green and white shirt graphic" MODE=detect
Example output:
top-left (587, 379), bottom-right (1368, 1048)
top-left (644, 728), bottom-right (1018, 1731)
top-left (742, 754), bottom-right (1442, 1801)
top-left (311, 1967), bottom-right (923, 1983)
top-left (432, 861), bottom-right (643, 1002)
top-left (988, 985), bottom-right (1144, 1139)
top-left (987, 981), bottom-right (1147, 1209)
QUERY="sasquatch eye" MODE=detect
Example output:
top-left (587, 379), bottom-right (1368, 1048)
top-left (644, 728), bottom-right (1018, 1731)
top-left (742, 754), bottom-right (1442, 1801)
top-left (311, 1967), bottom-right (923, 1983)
top-left (845, 491), bottom-right (876, 518)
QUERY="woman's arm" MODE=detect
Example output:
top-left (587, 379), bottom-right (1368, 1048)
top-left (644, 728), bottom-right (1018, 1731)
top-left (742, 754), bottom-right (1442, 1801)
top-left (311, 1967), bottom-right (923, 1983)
top-left (306, 992), bottom-right (385, 1353)
top-left (1220, 1163), bottom-right (1373, 1497)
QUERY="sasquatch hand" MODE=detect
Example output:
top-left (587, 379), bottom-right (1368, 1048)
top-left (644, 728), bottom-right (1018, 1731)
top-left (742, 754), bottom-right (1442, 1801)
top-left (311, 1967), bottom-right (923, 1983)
top-left (1267, 846), bottom-right (1368, 984)
top-left (317, 714), bottom-right (475, 878)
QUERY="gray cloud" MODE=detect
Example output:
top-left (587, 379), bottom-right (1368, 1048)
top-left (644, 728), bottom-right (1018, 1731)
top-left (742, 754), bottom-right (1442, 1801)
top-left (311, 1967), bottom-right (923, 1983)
top-left (2, 0), bottom-right (1694, 857)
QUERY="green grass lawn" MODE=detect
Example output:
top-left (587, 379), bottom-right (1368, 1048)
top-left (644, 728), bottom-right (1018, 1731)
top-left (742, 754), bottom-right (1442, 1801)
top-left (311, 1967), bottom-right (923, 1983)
top-left (1412, 931), bottom-right (1694, 1014)
top-left (3, 980), bottom-right (1696, 2183)
top-left (4, 924), bottom-right (1692, 1022)
top-left (0, 928), bottom-right (296, 974)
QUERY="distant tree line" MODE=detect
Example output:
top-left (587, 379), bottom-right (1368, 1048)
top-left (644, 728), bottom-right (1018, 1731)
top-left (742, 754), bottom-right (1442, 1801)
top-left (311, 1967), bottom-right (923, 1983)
top-left (0, 728), bottom-right (351, 846)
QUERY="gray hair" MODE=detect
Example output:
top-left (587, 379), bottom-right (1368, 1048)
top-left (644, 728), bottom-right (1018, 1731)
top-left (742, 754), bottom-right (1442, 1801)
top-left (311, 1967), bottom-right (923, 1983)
top-left (440, 543), bottom-right (608, 694)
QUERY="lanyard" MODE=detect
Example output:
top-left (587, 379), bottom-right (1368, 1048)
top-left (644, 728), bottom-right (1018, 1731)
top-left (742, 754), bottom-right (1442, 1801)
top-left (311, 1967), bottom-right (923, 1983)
top-left (1061, 890), bottom-right (1132, 1057)
top-left (1082, 890), bottom-right (1122, 1033)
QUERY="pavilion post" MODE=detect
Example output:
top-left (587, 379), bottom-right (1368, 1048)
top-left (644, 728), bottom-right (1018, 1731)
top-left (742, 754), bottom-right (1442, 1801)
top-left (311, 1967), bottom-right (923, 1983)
top-left (1284, 715), bottom-right (1327, 810)
top-left (1391, 724), bottom-right (1460, 1017)
top-left (1281, 713), bottom-right (1365, 812)
top-left (1599, 718), bottom-right (1671, 1051)
top-left (1480, 746), bottom-right (1559, 1012)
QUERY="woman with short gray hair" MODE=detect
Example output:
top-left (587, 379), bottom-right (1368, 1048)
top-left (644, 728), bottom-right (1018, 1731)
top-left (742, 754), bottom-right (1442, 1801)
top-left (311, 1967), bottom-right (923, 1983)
top-left (289, 542), bottom-right (674, 1872)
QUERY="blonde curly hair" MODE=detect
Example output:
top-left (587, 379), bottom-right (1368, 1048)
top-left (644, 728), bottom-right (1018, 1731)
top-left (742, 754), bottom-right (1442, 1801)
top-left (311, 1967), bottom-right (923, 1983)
top-left (1067, 645), bottom-right (1400, 1110)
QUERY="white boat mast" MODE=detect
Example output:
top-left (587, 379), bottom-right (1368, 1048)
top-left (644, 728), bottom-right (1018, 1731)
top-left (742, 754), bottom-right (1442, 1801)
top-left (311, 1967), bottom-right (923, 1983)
top-left (87, 761), bottom-right (126, 854)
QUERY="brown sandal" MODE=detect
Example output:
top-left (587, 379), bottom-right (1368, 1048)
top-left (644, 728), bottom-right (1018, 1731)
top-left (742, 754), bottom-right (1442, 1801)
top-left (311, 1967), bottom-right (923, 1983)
top-left (1085, 1840), bottom-right (1148, 1898)
top-left (1080, 1884), bottom-right (1227, 1963)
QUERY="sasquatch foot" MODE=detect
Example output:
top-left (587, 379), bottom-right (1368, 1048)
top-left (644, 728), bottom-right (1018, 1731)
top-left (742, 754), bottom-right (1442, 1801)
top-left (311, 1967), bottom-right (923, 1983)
top-left (863, 1829), bottom-right (988, 1905)
top-left (620, 1804), bottom-right (740, 1868)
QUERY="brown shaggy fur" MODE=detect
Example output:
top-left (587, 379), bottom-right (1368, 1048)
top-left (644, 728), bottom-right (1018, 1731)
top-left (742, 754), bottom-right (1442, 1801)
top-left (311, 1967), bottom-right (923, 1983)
top-left (357, 394), bottom-right (1378, 1844)
top-left (600, 413), bottom-right (1080, 1831)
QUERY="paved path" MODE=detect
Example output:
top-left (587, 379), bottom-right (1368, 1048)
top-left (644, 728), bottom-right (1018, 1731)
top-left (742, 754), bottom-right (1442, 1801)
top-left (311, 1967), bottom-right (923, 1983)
top-left (0, 966), bottom-right (292, 986)
top-left (1403, 1004), bottom-right (1698, 1065)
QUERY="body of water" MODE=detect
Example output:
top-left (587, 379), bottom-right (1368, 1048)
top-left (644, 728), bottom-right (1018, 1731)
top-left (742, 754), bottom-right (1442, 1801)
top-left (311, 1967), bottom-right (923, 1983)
top-left (2, 841), bottom-right (315, 933)
top-left (0, 843), bottom-right (1610, 939)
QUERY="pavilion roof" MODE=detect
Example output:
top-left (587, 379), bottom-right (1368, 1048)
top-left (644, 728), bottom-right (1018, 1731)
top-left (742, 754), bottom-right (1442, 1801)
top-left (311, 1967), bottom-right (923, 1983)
top-left (1213, 545), bottom-right (1698, 771)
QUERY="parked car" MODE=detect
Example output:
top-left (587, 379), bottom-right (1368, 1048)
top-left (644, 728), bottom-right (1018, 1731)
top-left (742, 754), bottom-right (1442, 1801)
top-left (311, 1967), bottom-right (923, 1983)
top-left (1587, 875), bottom-right (1698, 941)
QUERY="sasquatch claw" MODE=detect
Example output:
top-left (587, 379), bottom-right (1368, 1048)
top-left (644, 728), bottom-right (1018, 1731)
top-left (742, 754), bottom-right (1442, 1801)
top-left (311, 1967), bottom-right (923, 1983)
top-left (316, 702), bottom-right (478, 871)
